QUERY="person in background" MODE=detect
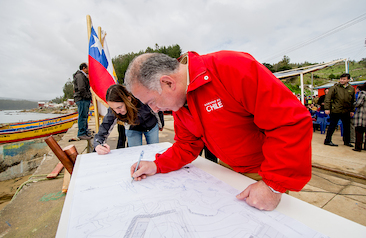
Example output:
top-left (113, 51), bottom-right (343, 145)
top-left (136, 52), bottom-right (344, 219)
top-left (324, 73), bottom-right (355, 147)
top-left (307, 96), bottom-right (313, 105)
top-left (350, 86), bottom-right (361, 144)
top-left (125, 51), bottom-right (312, 211)
top-left (353, 83), bottom-right (366, 152)
top-left (73, 63), bottom-right (92, 140)
top-left (94, 84), bottom-right (164, 155)
top-left (317, 88), bottom-right (329, 111)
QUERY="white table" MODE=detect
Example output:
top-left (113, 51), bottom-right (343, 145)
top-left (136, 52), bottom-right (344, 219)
top-left (56, 142), bottom-right (366, 238)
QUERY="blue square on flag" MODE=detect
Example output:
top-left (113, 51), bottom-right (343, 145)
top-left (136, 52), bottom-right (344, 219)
top-left (89, 26), bottom-right (108, 69)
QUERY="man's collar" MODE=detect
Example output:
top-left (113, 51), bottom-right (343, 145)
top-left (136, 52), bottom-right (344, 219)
top-left (80, 70), bottom-right (88, 77)
top-left (178, 53), bottom-right (190, 91)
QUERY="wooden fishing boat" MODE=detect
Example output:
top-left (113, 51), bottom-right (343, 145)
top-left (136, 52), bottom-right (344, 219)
top-left (0, 112), bottom-right (78, 144)
top-left (0, 112), bottom-right (78, 131)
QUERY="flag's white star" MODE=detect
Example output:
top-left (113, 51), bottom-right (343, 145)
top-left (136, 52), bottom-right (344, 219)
top-left (90, 35), bottom-right (103, 55)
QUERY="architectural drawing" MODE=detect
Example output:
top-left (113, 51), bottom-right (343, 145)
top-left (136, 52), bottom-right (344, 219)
top-left (65, 144), bottom-right (328, 238)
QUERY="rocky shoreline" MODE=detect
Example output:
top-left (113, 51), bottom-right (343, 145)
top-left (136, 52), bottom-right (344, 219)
top-left (22, 107), bottom-right (77, 115)
top-left (0, 133), bottom-right (66, 210)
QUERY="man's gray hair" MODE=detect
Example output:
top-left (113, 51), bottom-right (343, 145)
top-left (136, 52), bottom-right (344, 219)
top-left (125, 53), bottom-right (180, 93)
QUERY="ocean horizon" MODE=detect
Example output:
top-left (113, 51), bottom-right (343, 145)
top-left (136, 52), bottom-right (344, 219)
top-left (0, 110), bottom-right (64, 124)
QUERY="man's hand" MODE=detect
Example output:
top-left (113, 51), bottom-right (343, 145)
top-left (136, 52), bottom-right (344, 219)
top-left (131, 161), bottom-right (157, 181)
top-left (95, 144), bottom-right (111, 155)
top-left (236, 180), bottom-right (282, 211)
top-left (325, 110), bottom-right (330, 115)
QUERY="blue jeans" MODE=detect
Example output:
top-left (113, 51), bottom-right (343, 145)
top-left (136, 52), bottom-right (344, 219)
top-left (126, 124), bottom-right (159, 147)
top-left (76, 99), bottom-right (90, 137)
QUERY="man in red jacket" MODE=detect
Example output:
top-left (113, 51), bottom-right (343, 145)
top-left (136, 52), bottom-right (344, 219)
top-left (125, 51), bottom-right (312, 211)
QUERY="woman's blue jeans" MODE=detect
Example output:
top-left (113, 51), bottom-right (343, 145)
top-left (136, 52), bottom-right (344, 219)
top-left (126, 124), bottom-right (159, 147)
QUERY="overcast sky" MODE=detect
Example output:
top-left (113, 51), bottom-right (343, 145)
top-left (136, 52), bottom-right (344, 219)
top-left (0, 0), bottom-right (365, 101)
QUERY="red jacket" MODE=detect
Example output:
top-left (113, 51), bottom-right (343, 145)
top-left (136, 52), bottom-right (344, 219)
top-left (155, 51), bottom-right (312, 193)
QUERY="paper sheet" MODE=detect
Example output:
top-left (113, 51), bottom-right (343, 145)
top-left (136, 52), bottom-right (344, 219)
top-left (66, 144), bottom-right (328, 238)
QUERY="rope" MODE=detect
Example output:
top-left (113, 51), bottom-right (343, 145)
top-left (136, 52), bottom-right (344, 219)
top-left (11, 173), bottom-right (64, 201)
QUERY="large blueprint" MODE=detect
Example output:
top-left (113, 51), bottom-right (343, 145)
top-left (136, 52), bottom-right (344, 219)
top-left (65, 144), bottom-right (328, 238)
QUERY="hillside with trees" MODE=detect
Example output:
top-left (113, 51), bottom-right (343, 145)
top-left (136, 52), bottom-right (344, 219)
top-left (59, 47), bottom-right (365, 103)
top-left (59, 44), bottom-right (182, 103)
top-left (263, 56), bottom-right (366, 95)
top-left (112, 44), bottom-right (182, 84)
top-left (0, 99), bottom-right (37, 110)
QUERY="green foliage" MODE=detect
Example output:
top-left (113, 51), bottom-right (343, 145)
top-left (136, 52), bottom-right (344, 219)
top-left (360, 58), bottom-right (366, 68)
top-left (284, 83), bottom-right (300, 94)
top-left (263, 63), bottom-right (274, 72)
top-left (328, 73), bottom-right (340, 80)
top-left (112, 44), bottom-right (182, 83)
top-left (51, 96), bottom-right (63, 104)
top-left (278, 65), bottom-right (292, 71)
top-left (63, 79), bottom-right (74, 100)
top-left (264, 56), bottom-right (366, 95)
top-left (271, 55), bottom-right (291, 72)
top-left (113, 52), bottom-right (138, 84)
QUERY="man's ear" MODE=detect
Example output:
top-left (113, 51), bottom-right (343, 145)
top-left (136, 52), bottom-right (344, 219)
top-left (160, 75), bottom-right (176, 90)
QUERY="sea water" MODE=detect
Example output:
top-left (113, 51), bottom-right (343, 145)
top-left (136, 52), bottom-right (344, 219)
top-left (0, 110), bottom-right (64, 124)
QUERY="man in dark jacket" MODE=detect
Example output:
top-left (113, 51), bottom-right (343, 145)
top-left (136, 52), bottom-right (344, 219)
top-left (73, 63), bottom-right (92, 140)
top-left (324, 73), bottom-right (355, 147)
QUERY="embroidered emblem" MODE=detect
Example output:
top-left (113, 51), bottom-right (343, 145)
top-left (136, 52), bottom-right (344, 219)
top-left (204, 99), bottom-right (223, 112)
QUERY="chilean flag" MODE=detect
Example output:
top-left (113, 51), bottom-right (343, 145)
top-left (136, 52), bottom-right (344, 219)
top-left (88, 26), bottom-right (116, 104)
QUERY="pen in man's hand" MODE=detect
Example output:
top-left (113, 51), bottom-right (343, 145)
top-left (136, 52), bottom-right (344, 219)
top-left (131, 150), bottom-right (144, 182)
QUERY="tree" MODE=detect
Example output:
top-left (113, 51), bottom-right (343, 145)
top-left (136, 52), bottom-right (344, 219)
top-left (360, 58), bottom-right (366, 68)
top-left (63, 79), bottom-right (74, 100)
top-left (271, 55), bottom-right (292, 72)
top-left (112, 44), bottom-right (183, 84)
top-left (277, 55), bottom-right (291, 71)
top-left (52, 96), bottom-right (63, 104)
top-left (262, 63), bottom-right (274, 72)
top-left (113, 52), bottom-right (139, 84)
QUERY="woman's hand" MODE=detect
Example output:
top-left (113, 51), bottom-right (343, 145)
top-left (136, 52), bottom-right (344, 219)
top-left (95, 144), bottom-right (111, 155)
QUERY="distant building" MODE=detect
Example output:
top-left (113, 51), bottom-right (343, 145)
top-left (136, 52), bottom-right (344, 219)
top-left (67, 99), bottom-right (75, 106)
top-left (38, 102), bottom-right (45, 108)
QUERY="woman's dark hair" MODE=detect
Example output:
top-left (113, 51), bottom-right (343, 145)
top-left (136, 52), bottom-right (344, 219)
top-left (106, 84), bottom-right (138, 125)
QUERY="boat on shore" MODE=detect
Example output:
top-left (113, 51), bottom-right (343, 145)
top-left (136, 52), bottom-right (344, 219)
top-left (0, 112), bottom-right (78, 144)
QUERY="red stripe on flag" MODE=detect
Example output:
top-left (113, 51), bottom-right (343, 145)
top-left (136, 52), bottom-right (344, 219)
top-left (88, 56), bottom-right (116, 103)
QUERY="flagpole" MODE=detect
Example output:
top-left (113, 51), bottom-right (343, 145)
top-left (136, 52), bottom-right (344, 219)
top-left (86, 15), bottom-right (100, 133)
top-left (98, 27), bottom-right (103, 46)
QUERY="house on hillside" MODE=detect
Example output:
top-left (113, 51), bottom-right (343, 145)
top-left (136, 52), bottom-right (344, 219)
top-left (67, 99), bottom-right (75, 106)
top-left (38, 102), bottom-right (45, 108)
